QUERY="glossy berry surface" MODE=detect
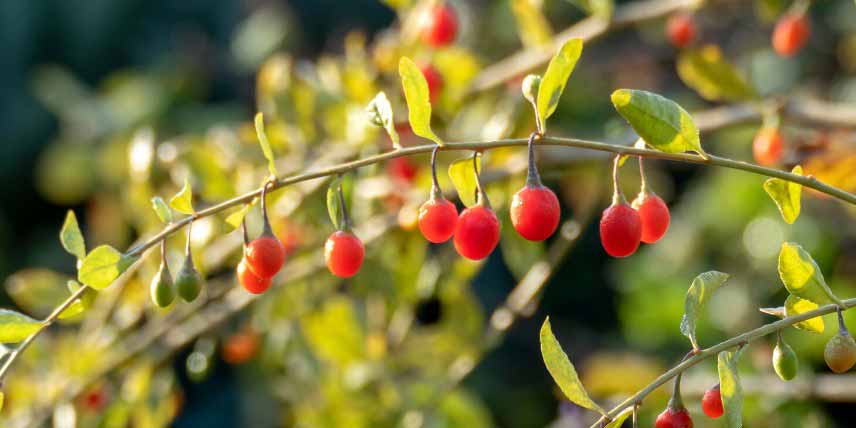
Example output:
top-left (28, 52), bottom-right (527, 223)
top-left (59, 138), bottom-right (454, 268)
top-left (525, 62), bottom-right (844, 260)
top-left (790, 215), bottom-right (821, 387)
top-left (655, 407), bottom-right (694, 428)
top-left (245, 235), bottom-right (286, 278)
top-left (824, 331), bottom-right (856, 373)
top-left (633, 193), bottom-right (670, 244)
top-left (753, 128), bottom-right (784, 167)
top-left (420, 65), bottom-right (443, 102)
top-left (666, 13), bottom-right (696, 48)
top-left (599, 202), bottom-right (642, 258)
top-left (701, 386), bottom-right (723, 418)
top-left (773, 14), bottom-right (809, 57)
top-left (454, 205), bottom-right (500, 260)
top-left (510, 185), bottom-right (560, 241)
top-left (325, 231), bottom-right (365, 278)
top-left (418, 197), bottom-right (458, 243)
top-left (421, 3), bottom-right (458, 48)
top-left (773, 339), bottom-right (798, 381)
top-left (237, 259), bottom-right (272, 294)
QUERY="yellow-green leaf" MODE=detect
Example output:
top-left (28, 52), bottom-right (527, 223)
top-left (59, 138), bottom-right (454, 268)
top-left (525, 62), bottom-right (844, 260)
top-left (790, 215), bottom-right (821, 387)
top-left (536, 38), bottom-right (583, 132)
top-left (784, 294), bottom-right (824, 333)
top-left (366, 91), bottom-right (399, 149)
top-left (763, 165), bottom-right (802, 224)
top-left (718, 349), bottom-right (744, 428)
top-left (169, 177), bottom-right (194, 215)
top-left (78, 245), bottom-right (135, 290)
top-left (676, 46), bottom-right (757, 102)
top-left (0, 309), bottom-right (42, 343)
top-left (604, 407), bottom-right (633, 428)
top-left (224, 202), bottom-right (255, 231)
top-left (680, 271), bottom-right (730, 349)
top-left (399, 57), bottom-right (443, 146)
top-left (448, 154), bottom-right (481, 207)
top-left (510, 0), bottom-right (554, 49)
top-left (254, 112), bottom-right (279, 177)
top-left (778, 242), bottom-right (842, 306)
top-left (540, 317), bottom-right (607, 416)
top-left (151, 197), bottom-right (173, 224)
top-left (611, 89), bottom-right (705, 156)
top-left (59, 210), bottom-right (86, 260)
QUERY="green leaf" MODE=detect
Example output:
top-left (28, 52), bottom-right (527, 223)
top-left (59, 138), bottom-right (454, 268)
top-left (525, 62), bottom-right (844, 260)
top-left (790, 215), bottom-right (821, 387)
top-left (326, 176), bottom-right (343, 230)
top-left (680, 271), bottom-right (730, 349)
top-left (604, 407), bottom-right (633, 428)
top-left (536, 38), bottom-right (583, 132)
top-left (510, 0), bottom-right (554, 49)
top-left (399, 57), bottom-right (443, 146)
top-left (78, 245), bottom-right (135, 290)
top-left (540, 317), bottom-right (607, 416)
top-left (448, 154), bottom-right (482, 207)
top-left (676, 46), bottom-right (757, 102)
top-left (0, 309), bottom-right (42, 343)
top-left (224, 202), bottom-right (255, 231)
top-left (563, 0), bottom-right (613, 19)
top-left (254, 112), bottom-right (279, 177)
top-left (611, 89), bottom-right (705, 156)
top-left (718, 348), bottom-right (744, 428)
top-left (151, 197), bottom-right (173, 224)
top-left (169, 177), bottom-right (195, 215)
top-left (778, 242), bottom-right (842, 306)
top-left (59, 210), bottom-right (86, 260)
top-left (784, 294), bottom-right (824, 333)
top-left (366, 91), bottom-right (400, 149)
top-left (763, 165), bottom-right (802, 224)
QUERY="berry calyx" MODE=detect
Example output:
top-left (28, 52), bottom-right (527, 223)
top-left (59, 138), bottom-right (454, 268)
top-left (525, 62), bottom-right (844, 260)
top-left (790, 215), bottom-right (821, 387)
top-left (237, 259), bottom-right (271, 294)
top-left (824, 310), bottom-right (856, 373)
top-left (454, 205), bottom-right (500, 260)
top-left (325, 230), bottom-right (365, 278)
top-left (633, 192), bottom-right (670, 244)
top-left (419, 197), bottom-right (458, 243)
top-left (511, 186), bottom-right (560, 241)
top-left (656, 406), bottom-right (694, 428)
top-left (245, 235), bottom-right (286, 278)
top-left (701, 384), bottom-right (723, 419)
top-left (753, 127), bottom-right (784, 166)
top-left (773, 14), bottom-right (810, 57)
top-left (420, 64), bottom-right (444, 102)
top-left (420, 2), bottom-right (458, 48)
top-left (666, 13), bottom-right (696, 49)
top-left (773, 333), bottom-right (798, 381)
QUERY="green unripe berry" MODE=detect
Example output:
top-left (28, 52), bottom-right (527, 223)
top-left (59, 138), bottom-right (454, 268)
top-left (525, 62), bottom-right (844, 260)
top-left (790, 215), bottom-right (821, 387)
top-left (521, 74), bottom-right (541, 105)
top-left (825, 330), bottom-right (856, 374)
top-left (175, 257), bottom-right (203, 303)
top-left (773, 335), bottom-right (798, 381)
top-left (151, 262), bottom-right (175, 308)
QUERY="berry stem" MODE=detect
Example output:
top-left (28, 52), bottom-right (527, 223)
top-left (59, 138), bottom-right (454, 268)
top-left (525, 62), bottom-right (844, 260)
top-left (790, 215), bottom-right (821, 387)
top-left (430, 145), bottom-right (443, 200)
top-left (638, 156), bottom-right (650, 196)
top-left (473, 151), bottom-right (489, 207)
top-left (241, 218), bottom-right (249, 248)
top-left (337, 176), bottom-right (352, 231)
top-left (611, 155), bottom-right (626, 206)
top-left (261, 180), bottom-right (274, 236)
top-left (632, 404), bottom-right (639, 428)
top-left (525, 133), bottom-right (543, 187)
top-left (838, 308), bottom-right (850, 336)
top-left (185, 220), bottom-right (193, 258)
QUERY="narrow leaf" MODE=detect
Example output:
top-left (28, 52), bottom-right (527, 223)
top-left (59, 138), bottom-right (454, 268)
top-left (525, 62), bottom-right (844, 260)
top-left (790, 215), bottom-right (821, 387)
top-left (778, 242), bottom-right (842, 306)
top-left (151, 197), bottom-right (173, 224)
top-left (59, 210), bottom-right (86, 260)
top-left (399, 57), bottom-right (444, 146)
top-left (680, 271), bottom-right (730, 349)
top-left (327, 176), bottom-right (343, 230)
top-left (0, 309), bottom-right (43, 343)
top-left (536, 38), bottom-right (583, 132)
top-left (718, 349), bottom-right (744, 428)
top-left (763, 165), bottom-right (802, 224)
top-left (225, 202), bottom-right (255, 231)
top-left (676, 46), bottom-right (757, 102)
top-left (169, 177), bottom-right (195, 215)
top-left (78, 245), bottom-right (134, 290)
top-left (611, 89), bottom-right (705, 156)
top-left (540, 318), bottom-right (607, 416)
top-left (604, 407), bottom-right (633, 428)
top-left (784, 294), bottom-right (824, 333)
top-left (448, 154), bottom-right (481, 207)
top-left (366, 91), bottom-right (400, 149)
top-left (254, 112), bottom-right (279, 177)
top-left (759, 306), bottom-right (785, 318)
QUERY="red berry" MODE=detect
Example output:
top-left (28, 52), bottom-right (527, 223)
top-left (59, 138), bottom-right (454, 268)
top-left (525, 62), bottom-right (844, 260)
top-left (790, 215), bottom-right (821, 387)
top-left (418, 197), bottom-right (458, 243)
top-left (655, 407), bottom-right (694, 428)
top-left (773, 14), bottom-right (810, 57)
top-left (237, 259), bottom-right (272, 294)
top-left (245, 235), bottom-right (286, 278)
top-left (82, 386), bottom-right (107, 411)
top-left (420, 65), bottom-right (443, 102)
top-left (325, 231), bottom-right (365, 278)
top-left (599, 202), bottom-right (642, 258)
top-left (753, 128), bottom-right (784, 166)
top-left (510, 185), bottom-right (560, 241)
top-left (666, 13), bottom-right (696, 49)
top-left (421, 3), bottom-right (458, 48)
top-left (388, 156), bottom-right (419, 185)
top-left (633, 193), bottom-right (670, 244)
top-left (453, 205), bottom-right (500, 260)
top-left (701, 385), bottom-right (724, 419)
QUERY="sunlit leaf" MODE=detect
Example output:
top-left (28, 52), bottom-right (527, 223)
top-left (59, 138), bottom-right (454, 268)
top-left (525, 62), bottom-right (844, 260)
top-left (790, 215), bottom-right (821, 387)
top-left (763, 165), bottom-right (802, 224)
top-left (151, 197), bottom-right (173, 224)
top-left (366, 91), bottom-right (399, 149)
top-left (677, 46), bottom-right (757, 102)
top-left (680, 271), bottom-right (730, 349)
top-left (540, 317), bottom-right (607, 416)
top-left (224, 202), bottom-right (255, 231)
top-left (611, 89), bottom-right (705, 156)
top-left (604, 407), bottom-right (633, 428)
top-left (254, 112), bottom-right (279, 178)
top-left (78, 245), bottom-right (136, 290)
top-left (536, 38), bottom-right (583, 132)
top-left (778, 242), bottom-right (842, 306)
top-left (399, 57), bottom-right (444, 146)
top-left (169, 177), bottom-right (194, 215)
top-left (563, 0), bottom-right (613, 19)
top-left (0, 309), bottom-right (42, 343)
top-left (448, 154), bottom-right (481, 207)
top-left (784, 294), bottom-right (824, 333)
top-left (718, 348), bottom-right (744, 428)
top-left (60, 210), bottom-right (86, 260)
top-left (510, 0), bottom-right (554, 49)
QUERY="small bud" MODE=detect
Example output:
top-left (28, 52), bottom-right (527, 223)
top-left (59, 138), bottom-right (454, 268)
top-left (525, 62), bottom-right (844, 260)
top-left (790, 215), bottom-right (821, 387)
top-left (521, 74), bottom-right (541, 105)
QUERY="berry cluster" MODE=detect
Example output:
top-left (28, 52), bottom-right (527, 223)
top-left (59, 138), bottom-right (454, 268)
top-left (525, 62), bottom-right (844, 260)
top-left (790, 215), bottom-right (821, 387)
top-left (151, 224), bottom-right (205, 307)
top-left (237, 184), bottom-right (286, 294)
